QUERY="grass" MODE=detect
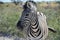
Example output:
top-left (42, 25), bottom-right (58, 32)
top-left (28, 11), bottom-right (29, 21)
top-left (0, 2), bottom-right (60, 40)
top-left (38, 8), bottom-right (60, 40)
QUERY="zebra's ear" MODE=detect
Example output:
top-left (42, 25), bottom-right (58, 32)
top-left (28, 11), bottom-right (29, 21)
top-left (27, 2), bottom-right (31, 9)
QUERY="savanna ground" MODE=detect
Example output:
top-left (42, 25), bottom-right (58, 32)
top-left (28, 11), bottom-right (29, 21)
top-left (0, 2), bottom-right (60, 40)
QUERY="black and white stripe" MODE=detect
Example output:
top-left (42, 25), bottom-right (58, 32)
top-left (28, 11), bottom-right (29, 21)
top-left (17, 1), bottom-right (48, 40)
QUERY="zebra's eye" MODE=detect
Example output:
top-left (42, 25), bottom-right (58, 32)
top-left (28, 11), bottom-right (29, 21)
top-left (26, 14), bottom-right (29, 16)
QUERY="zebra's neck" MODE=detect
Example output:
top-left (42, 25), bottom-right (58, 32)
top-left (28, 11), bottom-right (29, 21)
top-left (27, 12), bottom-right (42, 38)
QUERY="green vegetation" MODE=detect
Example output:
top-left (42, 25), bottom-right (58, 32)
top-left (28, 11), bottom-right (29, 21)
top-left (0, 2), bottom-right (60, 40)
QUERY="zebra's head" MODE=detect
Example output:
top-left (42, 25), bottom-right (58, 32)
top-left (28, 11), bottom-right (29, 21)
top-left (23, 1), bottom-right (37, 12)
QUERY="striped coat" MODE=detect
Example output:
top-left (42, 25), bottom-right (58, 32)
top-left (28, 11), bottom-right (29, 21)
top-left (17, 9), bottom-right (48, 40)
top-left (17, 1), bottom-right (48, 40)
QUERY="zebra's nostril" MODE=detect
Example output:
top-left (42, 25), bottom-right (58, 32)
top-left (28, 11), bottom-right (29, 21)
top-left (25, 17), bottom-right (27, 18)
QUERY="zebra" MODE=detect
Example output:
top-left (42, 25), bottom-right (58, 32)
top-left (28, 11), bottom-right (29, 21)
top-left (17, 1), bottom-right (56, 40)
